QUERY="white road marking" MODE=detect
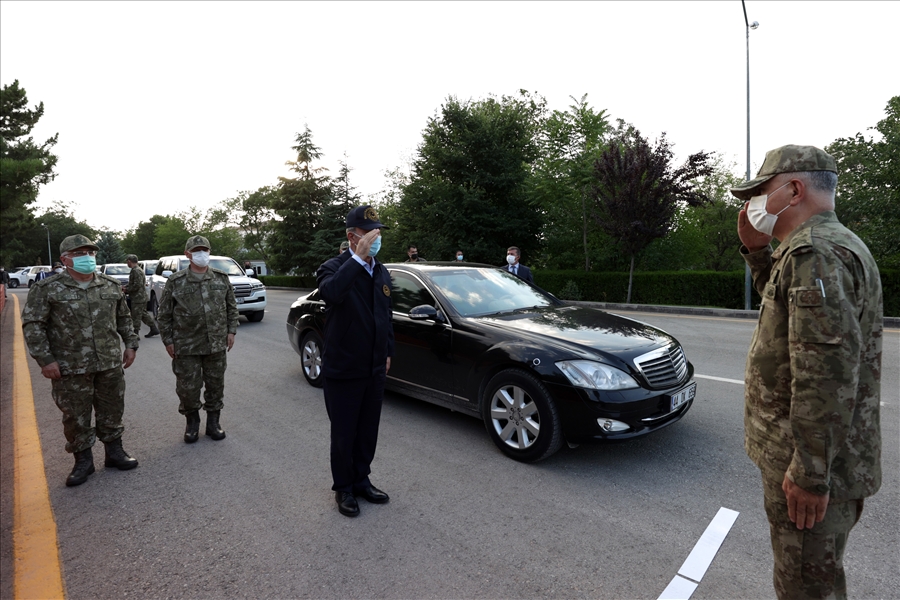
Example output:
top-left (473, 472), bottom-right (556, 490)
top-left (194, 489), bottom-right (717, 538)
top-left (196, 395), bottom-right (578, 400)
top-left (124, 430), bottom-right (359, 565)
top-left (694, 374), bottom-right (744, 385)
top-left (658, 507), bottom-right (740, 600)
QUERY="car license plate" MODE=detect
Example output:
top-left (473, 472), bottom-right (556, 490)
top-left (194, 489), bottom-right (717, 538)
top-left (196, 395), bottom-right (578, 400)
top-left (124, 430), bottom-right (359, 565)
top-left (236, 297), bottom-right (244, 304)
top-left (670, 382), bottom-right (696, 411)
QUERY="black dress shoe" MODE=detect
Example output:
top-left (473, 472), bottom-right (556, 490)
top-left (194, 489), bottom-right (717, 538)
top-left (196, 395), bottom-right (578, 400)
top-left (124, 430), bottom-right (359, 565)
top-left (354, 485), bottom-right (389, 504)
top-left (335, 492), bottom-right (360, 517)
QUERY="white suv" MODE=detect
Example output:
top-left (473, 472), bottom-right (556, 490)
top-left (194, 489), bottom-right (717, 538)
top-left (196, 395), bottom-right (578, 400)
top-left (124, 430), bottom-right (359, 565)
top-left (149, 255), bottom-right (267, 322)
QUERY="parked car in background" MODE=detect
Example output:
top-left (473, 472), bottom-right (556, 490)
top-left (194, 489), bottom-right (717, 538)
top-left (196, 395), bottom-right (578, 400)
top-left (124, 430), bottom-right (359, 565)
top-left (99, 263), bottom-right (132, 285)
top-left (26, 266), bottom-right (52, 287)
top-left (287, 263), bottom-right (697, 462)
top-left (7, 267), bottom-right (31, 288)
top-left (150, 255), bottom-right (266, 322)
top-left (139, 260), bottom-right (158, 311)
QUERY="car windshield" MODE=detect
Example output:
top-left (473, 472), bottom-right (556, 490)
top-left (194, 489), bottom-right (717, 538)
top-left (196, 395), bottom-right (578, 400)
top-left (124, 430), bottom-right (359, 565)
top-left (209, 258), bottom-right (244, 276)
top-left (104, 265), bottom-right (130, 275)
top-left (429, 268), bottom-right (557, 317)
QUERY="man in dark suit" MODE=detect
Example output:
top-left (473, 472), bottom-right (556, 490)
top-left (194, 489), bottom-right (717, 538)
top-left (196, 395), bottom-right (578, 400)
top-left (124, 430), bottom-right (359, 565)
top-left (316, 205), bottom-right (395, 518)
top-left (504, 246), bottom-right (534, 284)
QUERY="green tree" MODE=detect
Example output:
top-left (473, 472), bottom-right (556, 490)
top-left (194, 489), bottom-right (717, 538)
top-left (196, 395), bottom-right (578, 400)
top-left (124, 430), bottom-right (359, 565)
top-left (96, 230), bottom-right (126, 265)
top-left (153, 213), bottom-right (192, 256)
top-left (121, 215), bottom-right (170, 261)
top-left (398, 92), bottom-right (546, 265)
top-left (306, 158), bottom-right (359, 263)
top-left (590, 128), bottom-right (714, 302)
top-left (26, 201), bottom-right (95, 265)
top-left (0, 80), bottom-right (59, 267)
top-left (531, 94), bottom-right (611, 270)
top-left (827, 96), bottom-right (900, 269)
top-left (236, 186), bottom-right (278, 266)
top-left (270, 125), bottom-right (334, 275)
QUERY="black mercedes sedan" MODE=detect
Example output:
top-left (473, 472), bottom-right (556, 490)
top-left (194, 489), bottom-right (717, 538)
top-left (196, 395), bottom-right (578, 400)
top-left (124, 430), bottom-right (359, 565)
top-left (286, 263), bottom-right (696, 462)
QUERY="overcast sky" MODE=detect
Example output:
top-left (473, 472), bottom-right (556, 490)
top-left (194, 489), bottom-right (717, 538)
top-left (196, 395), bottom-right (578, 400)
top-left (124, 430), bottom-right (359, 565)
top-left (1, 1), bottom-right (896, 233)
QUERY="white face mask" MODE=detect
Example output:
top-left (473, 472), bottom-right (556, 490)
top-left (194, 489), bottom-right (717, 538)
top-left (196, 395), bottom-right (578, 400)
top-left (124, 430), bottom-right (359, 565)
top-left (506, 254), bottom-right (517, 266)
top-left (746, 181), bottom-right (792, 236)
top-left (190, 250), bottom-right (211, 267)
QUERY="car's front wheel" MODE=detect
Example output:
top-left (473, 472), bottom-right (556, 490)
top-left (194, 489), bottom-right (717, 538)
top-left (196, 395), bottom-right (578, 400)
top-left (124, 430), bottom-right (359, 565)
top-left (482, 369), bottom-right (563, 462)
top-left (149, 293), bottom-right (158, 318)
top-left (300, 331), bottom-right (324, 388)
top-left (8, 279), bottom-right (18, 288)
top-left (246, 310), bottom-right (264, 323)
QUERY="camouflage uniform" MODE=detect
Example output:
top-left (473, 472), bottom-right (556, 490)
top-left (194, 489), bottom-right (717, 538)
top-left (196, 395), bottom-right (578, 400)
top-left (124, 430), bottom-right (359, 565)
top-left (156, 267), bottom-right (238, 414)
top-left (22, 269), bottom-right (140, 452)
top-left (743, 211), bottom-right (882, 600)
top-left (125, 264), bottom-right (157, 334)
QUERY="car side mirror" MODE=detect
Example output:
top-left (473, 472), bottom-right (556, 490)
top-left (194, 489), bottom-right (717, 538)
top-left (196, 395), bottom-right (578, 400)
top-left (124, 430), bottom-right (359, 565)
top-left (245, 269), bottom-right (255, 277)
top-left (162, 270), bottom-right (173, 278)
top-left (409, 304), bottom-right (445, 323)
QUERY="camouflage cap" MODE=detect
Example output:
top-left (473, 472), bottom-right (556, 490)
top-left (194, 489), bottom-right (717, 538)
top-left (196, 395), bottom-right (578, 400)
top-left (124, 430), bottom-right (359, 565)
top-left (59, 234), bottom-right (99, 254)
top-left (730, 145), bottom-right (837, 200)
top-left (185, 235), bottom-right (211, 252)
top-left (125, 254), bottom-right (138, 263)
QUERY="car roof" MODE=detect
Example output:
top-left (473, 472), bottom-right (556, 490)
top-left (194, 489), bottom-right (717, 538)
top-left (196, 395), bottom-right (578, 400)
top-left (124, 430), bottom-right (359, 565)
top-left (385, 262), bottom-right (499, 270)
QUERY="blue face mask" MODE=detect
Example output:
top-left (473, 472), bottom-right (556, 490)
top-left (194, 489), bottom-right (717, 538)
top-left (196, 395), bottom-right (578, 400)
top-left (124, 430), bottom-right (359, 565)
top-left (71, 255), bottom-right (97, 274)
top-left (368, 236), bottom-right (382, 257)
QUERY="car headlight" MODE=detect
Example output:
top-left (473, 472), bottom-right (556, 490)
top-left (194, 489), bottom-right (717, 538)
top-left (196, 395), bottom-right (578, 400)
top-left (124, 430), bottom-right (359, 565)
top-left (555, 360), bottom-right (639, 390)
top-left (251, 282), bottom-right (265, 290)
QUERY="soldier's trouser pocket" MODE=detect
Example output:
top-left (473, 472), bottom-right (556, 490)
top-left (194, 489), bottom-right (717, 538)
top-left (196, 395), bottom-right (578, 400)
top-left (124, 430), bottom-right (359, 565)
top-left (761, 472), bottom-right (863, 600)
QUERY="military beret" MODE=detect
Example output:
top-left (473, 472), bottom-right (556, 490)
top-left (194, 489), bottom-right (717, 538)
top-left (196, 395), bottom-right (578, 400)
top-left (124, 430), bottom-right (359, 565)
top-left (730, 145), bottom-right (837, 200)
top-left (346, 205), bottom-right (387, 231)
top-left (185, 235), bottom-right (211, 251)
top-left (60, 234), bottom-right (99, 254)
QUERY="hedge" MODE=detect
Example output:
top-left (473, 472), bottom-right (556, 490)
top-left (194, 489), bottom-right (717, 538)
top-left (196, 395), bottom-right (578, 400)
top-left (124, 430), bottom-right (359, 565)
top-left (534, 269), bottom-right (900, 317)
top-left (259, 269), bottom-right (900, 316)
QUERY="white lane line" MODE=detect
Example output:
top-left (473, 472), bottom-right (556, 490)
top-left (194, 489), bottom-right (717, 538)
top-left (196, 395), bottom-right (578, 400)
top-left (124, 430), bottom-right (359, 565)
top-left (658, 575), bottom-right (698, 600)
top-left (658, 507), bottom-right (740, 600)
top-left (694, 374), bottom-right (744, 385)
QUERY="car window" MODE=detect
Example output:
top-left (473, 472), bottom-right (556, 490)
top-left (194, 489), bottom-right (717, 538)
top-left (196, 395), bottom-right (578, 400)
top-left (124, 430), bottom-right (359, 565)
top-left (104, 265), bottom-right (131, 275)
top-left (390, 271), bottom-right (436, 314)
top-left (430, 268), bottom-right (557, 317)
top-left (209, 258), bottom-right (243, 276)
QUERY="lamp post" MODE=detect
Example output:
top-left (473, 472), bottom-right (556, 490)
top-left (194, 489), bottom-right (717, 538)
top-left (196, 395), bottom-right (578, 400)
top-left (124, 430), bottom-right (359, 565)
top-left (742, 0), bottom-right (759, 310)
top-left (41, 223), bottom-right (52, 266)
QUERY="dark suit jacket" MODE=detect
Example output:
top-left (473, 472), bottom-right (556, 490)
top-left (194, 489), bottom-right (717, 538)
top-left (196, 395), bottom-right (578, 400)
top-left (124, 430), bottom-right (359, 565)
top-left (316, 251), bottom-right (394, 379)
top-left (503, 263), bottom-right (534, 284)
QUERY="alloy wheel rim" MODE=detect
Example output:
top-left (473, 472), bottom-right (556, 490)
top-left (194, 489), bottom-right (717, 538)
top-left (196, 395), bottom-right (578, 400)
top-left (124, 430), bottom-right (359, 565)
top-left (302, 339), bottom-right (321, 379)
top-left (489, 384), bottom-right (540, 449)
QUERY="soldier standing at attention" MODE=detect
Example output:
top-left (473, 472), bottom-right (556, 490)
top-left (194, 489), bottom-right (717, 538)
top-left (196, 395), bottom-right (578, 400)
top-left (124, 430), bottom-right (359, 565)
top-left (22, 234), bottom-right (140, 486)
top-left (124, 254), bottom-right (159, 338)
top-left (731, 145), bottom-right (882, 600)
top-left (156, 235), bottom-right (238, 443)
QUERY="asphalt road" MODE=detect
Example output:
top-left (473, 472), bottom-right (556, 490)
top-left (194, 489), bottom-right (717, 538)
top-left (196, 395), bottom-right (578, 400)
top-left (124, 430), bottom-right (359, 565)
top-left (1, 287), bottom-right (897, 599)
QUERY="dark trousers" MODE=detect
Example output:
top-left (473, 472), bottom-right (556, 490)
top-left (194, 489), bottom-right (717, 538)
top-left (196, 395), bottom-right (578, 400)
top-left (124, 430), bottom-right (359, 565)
top-left (323, 371), bottom-right (386, 493)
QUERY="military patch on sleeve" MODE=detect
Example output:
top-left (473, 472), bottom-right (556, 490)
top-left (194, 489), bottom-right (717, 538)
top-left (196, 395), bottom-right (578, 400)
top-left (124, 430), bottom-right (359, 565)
top-left (382, 284), bottom-right (390, 296)
top-left (789, 285), bottom-right (841, 344)
top-left (794, 287), bottom-right (824, 307)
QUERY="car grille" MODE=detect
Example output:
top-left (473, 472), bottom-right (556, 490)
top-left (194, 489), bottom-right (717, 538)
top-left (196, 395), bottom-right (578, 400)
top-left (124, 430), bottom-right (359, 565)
top-left (233, 283), bottom-right (252, 298)
top-left (634, 345), bottom-right (687, 389)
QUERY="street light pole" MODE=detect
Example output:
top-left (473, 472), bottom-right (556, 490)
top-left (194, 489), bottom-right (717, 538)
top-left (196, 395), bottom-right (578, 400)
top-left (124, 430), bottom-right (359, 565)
top-left (41, 223), bottom-right (52, 266)
top-left (742, 0), bottom-right (759, 310)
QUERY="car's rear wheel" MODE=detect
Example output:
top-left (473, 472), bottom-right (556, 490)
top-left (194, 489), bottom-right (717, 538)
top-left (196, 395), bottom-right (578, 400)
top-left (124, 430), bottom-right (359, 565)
top-left (300, 331), bottom-right (324, 388)
top-left (149, 293), bottom-right (158, 318)
top-left (246, 310), bottom-right (265, 323)
top-left (482, 369), bottom-right (563, 462)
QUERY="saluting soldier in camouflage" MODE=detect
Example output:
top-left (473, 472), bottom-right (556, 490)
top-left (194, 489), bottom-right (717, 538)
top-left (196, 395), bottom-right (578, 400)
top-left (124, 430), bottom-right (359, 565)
top-left (124, 254), bottom-right (160, 338)
top-left (156, 235), bottom-right (239, 443)
top-left (732, 145), bottom-right (883, 600)
top-left (21, 234), bottom-right (141, 487)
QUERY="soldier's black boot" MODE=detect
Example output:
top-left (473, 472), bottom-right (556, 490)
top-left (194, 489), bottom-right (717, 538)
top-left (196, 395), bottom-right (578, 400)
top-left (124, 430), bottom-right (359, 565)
top-left (66, 448), bottom-right (95, 487)
top-left (206, 410), bottom-right (226, 441)
top-left (144, 327), bottom-right (159, 338)
top-left (184, 410), bottom-right (200, 443)
top-left (104, 438), bottom-right (139, 470)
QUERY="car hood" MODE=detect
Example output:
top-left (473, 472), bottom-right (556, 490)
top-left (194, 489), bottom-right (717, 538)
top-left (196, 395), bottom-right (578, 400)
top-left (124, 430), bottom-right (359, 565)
top-left (471, 305), bottom-right (677, 361)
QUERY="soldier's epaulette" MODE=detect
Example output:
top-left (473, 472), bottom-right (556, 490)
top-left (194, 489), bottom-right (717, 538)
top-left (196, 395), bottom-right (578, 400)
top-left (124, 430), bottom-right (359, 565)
top-left (785, 227), bottom-right (815, 254)
top-left (168, 269), bottom-right (189, 280)
top-left (209, 267), bottom-right (229, 277)
top-left (97, 273), bottom-right (123, 285)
